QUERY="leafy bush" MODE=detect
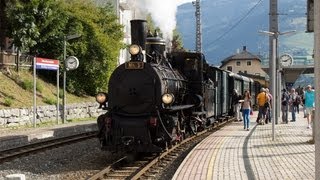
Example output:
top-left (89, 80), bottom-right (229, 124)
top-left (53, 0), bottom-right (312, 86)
top-left (20, 80), bottom-right (43, 93)
top-left (59, 89), bottom-right (64, 99)
top-left (4, 97), bottom-right (13, 107)
top-left (21, 79), bottom-right (33, 91)
top-left (43, 97), bottom-right (57, 105)
top-left (36, 82), bottom-right (44, 93)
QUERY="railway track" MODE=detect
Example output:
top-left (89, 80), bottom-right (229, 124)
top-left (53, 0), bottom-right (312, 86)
top-left (88, 117), bottom-right (234, 180)
top-left (0, 131), bottom-right (97, 163)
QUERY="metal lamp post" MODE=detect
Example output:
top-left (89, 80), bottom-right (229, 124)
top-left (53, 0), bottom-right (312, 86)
top-left (259, 30), bottom-right (296, 141)
top-left (62, 34), bottom-right (81, 123)
top-left (259, 31), bottom-right (277, 140)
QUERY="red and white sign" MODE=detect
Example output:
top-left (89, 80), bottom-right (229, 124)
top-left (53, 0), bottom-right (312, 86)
top-left (35, 57), bottom-right (59, 70)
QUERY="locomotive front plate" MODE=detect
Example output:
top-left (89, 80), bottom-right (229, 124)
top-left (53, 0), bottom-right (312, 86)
top-left (125, 62), bottom-right (144, 69)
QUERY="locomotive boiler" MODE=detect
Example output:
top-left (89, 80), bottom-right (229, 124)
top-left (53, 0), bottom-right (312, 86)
top-left (96, 20), bottom-right (215, 153)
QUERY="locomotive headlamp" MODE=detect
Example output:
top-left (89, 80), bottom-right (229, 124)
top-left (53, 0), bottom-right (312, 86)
top-left (162, 93), bottom-right (175, 105)
top-left (95, 92), bottom-right (108, 109)
top-left (129, 44), bottom-right (141, 55)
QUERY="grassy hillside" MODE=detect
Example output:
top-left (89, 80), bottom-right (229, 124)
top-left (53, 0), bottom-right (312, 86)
top-left (0, 68), bottom-right (95, 109)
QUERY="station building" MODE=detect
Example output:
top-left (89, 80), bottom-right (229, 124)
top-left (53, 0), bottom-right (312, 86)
top-left (219, 46), bottom-right (269, 87)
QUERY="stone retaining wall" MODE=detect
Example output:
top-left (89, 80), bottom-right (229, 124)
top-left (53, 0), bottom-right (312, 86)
top-left (0, 102), bottom-right (105, 126)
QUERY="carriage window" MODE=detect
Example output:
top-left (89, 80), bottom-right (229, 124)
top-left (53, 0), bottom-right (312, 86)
top-left (236, 61), bottom-right (241, 66)
top-left (227, 66), bottom-right (232, 71)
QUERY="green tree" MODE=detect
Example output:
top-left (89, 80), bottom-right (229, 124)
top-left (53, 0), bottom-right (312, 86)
top-left (6, 0), bottom-right (67, 54)
top-left (62, 0), bottom-right (123, 95)
top-left (5, 0), bottom-right (123, 96)
top-left (172, 29), bottom-right (185, 52)
top-left (0, 0), bottom-right (8, 49)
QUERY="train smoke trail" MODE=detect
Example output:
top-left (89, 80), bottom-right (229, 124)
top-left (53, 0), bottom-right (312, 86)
top-left (129, 0), bottom-right (193, 41)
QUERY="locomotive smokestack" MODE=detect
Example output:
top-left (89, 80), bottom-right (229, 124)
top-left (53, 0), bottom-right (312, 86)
top-left (130, 20), bottom-right (147, 50)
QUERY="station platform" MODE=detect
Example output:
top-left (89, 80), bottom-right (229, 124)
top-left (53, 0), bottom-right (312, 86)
top-left (0, 121), bottom-right (97, 151)
top-left (173, 110), bottom-right (314, 180)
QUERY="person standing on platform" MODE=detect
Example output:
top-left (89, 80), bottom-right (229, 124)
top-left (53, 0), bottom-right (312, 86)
top-left (294, 93), bottom-right (301, 114)
top-left (281, 89), bottom-right (289, 123)
top-left (288, 88), bottom-right (297, 122)
top-left (265, 88), bottom-right (273, 123)
top-left (241, 90), bottom-right (252, 131)
top-left (301, 87), bottom-right (307, 118)
top-left (304, 85), bottom-right (315, 129)
top-left (256, 88), bottom-right (268, 124)
top-left (232, 89), bottom-right (242, 121)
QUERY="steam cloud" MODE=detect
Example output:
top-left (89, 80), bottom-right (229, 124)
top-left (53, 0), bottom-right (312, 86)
top-left (128, 0), bottom-right (194, 41)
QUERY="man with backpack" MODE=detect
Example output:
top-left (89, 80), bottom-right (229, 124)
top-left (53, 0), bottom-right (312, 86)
top-left (256, 88), bottom-right (269, 124)
top-left (294, 94), bottom-right (301, 114)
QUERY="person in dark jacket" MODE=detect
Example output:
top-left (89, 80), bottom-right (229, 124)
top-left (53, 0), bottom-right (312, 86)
top-left (232, 89), bottom-right (242, 121)
top-left (281, 89), bottom-right (289, 123)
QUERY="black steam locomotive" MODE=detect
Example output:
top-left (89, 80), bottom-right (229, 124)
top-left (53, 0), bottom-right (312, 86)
top-left (96, 20), bottom-right (260, 153)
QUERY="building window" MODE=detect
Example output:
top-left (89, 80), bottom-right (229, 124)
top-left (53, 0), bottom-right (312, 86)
top-left (247, 61), bottom-right (252, 66)
top-left (244, 70), bottom-right (247, 74)
top-left (236, 61), bottom-right (241, 66)
top-left (227, 66), bottom-right (232, 71)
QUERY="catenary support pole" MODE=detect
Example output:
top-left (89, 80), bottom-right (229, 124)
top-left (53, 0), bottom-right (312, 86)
top-left (271, 38), bottom-right (276, 140)
top-left (269, 0), bottom-right (279, 125)
top-left (314, 0), bottom-right (320, 178)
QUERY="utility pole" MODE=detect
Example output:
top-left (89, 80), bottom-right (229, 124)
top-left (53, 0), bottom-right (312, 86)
top-left (269, 0), bottom-right (280, 124)
top-left (193, 0), bottom-right (202, 53)
top-left (314, 0), bottom-right (320, 178)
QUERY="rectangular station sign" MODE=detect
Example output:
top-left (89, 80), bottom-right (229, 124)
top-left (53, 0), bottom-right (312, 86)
top-left (35, 57), bottom-right (59, 70)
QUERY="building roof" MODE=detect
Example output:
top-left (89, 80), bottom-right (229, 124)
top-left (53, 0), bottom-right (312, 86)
top-left (220, 46), bottom-right (261, 67)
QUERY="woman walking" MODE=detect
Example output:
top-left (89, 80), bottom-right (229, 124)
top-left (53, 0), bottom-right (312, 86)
top-left (241, 90), bottom-right (252, 131)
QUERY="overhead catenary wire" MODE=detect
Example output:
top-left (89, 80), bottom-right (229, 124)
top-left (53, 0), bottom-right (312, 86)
top-left (205, 0), bottom-right (264, 47)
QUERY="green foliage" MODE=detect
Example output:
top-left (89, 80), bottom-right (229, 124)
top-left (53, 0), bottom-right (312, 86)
top-left (5, 0), bottom-right (124, 96)
top-left (21, 79), bottom-right (33, 91)
top-left (36, 82), bottom-right (43, 93)
top-left (6, 0), bottom-right (67, 53)
top-left (58, 89), bottom-right (63, 99)
top-left (62, 0), bottom-right (123, 95)
top-left (172, 29), bottom-right (185, 52)
top-left (4, 97), bottom-right (13, 107)
top-left (19, 79), bottom-right (43, 93)
top-left (43, 97), bottom-right (57, 105)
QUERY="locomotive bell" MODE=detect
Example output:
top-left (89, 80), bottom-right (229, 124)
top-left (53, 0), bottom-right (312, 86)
top-left (146, 31), bottom-right (166, 63)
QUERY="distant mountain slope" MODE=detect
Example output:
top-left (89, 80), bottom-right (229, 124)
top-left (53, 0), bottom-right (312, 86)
top-left (177, 0), bottom-right (312, 65)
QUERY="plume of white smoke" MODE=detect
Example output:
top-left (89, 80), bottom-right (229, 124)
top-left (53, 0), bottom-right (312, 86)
top-left (128, 0), bottom-right (193, 41)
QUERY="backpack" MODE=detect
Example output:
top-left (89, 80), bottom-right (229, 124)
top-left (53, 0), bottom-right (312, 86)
top-left (281, 93), bottom-right (288, 106)
top-left (295, 95), bottom-right (301, 105)
top-left (263, 93), bottom-right (270, 108)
